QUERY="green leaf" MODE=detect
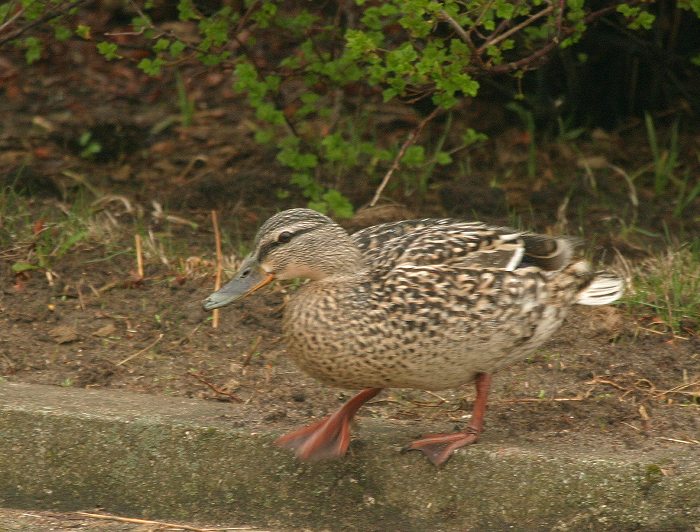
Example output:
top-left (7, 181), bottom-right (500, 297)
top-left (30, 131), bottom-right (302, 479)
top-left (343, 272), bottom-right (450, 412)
top-left (170, 40), bottom-right (186, 57)
top-left (307, 200), bottom-right (328, 214)
top-left (254, 128), bottom-right (274, 144)
top-left (277, 142), bottom-right (318, 171)
top-left (23, 37), bottom-right (42, 64)
top-left (76, 24), bottom-right (91, 39)
top-left (97, 42), bottom-right (120, 60)
top-left (618, 5), bottom-right (655, 30)
top-left (54, 24), bottom-right (72, 41)
top-left (138, 57), bottom-right (165, 76)
top-left (0, 3), bottom-right (12, 24)
top-left (678, 0), bottom-right (700, 17)
top-left (254, 102), bottom-right (285, 125)
top-left (403, 145), bottom-right (425, 166)
top-left (322, 189), bottom-right (354, 218)
top-left (435, 151), bottom-right (452, 165)
top-left (462, 128), bottom-right (488, 146)
top-left (382, 87), bottom-right (398, 102)
top-left (11, 262), bottom-right (39, 273)
top-left (177, 0), bottom-right (198, 21)
top-left (78, 131), bottom-right (92, 146)
top-left (154, 38), bottom-right (170, 52)
top-left (321, 133), bottom-right (350, 162)
top-left (56, 230), bottom-right (88, 257)
top-left (345, 29), bottom-right (381, 58)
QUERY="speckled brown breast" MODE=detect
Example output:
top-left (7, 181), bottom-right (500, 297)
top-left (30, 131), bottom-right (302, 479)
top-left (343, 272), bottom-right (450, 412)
top-left (282, 264), bottom-right (581, 391)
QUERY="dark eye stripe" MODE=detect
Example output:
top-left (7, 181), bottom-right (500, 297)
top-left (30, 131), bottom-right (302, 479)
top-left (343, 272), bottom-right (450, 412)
top-left (256, 225), bottom-right (318, 263)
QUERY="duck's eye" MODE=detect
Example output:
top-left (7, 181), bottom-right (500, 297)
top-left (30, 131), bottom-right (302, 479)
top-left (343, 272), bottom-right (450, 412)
top-left (277, 231), bottom-right (293, 243)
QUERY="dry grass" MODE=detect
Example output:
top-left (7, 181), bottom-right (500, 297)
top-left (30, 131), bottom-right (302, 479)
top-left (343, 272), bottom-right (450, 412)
top-left (619, 244), bottom-right (700, 338)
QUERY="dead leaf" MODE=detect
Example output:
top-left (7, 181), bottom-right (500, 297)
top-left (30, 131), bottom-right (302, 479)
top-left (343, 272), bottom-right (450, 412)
top-left (111, 164), bottom-right (132, 182)
top-left (576, 155), bottom-right (608, 169)
top-left (33, 146), bottom-right (53, 159)
top-left (48, 325), bottom-right (79, 344)
top-left (93, 322), bottom-right (116, 337)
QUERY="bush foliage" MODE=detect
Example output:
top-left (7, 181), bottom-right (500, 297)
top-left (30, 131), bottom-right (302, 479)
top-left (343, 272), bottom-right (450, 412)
top-left (2, 0), bottom-right (699, 215)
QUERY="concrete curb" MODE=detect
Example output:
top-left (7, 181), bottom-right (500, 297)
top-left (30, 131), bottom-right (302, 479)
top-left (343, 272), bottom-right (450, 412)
top-left (1, 382), bottom-right (698, 531)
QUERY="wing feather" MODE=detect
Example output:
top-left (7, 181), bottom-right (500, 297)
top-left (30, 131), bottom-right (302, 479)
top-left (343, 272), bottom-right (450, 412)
top-left (353, 219), bottom-right (578, 276)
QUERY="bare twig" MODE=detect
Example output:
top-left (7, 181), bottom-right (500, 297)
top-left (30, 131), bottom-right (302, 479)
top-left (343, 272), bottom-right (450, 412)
top-left (188, 371), bottom-right (243, 403)
top-left (656, 437), bottom-right (700, 445)
top-left (76, 281), bottom-right (86, 311)
top-left (75, 511), bottom-right (260, 531)
top-left (586, 374), bottom-right (700, 403)
top-left (134, 234), bottom-right (144, 279)
top-left (438, 10), bottom-right (476, 52)
top-left (95, 279), bottom-right (119, 294)
top-left (556, 0), bottom-right (565, 39)
top-left (477, 5), bottom-right (555, 54)
top-left (234, 0), bottom-right (262, 35)
top-left (0, 5), bottom-right (25, 35)
top-left (496, 394), bottom-right (591, 404)
top-left (115, 333), bottom-right (164, 366)
top-left (0, 0), bottom-right (91, 48)
top-left (486, 3), bottom-right (622, 74)
top-left (211, 210), bottom-right (223, 329)
top-left (241, 335), bottom-right (262, 367)
top-left (369, 107), bottom-right (441, 207)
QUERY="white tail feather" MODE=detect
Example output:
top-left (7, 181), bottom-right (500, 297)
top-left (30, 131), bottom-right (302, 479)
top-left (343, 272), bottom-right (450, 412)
top-left (577, 273), bottom-right (624, 305)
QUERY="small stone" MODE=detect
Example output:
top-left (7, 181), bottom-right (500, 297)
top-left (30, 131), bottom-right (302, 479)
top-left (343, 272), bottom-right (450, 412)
top-left (263, 409), bottom-right (287, 422)
top-left (291, 391), bottom-right (306, 402)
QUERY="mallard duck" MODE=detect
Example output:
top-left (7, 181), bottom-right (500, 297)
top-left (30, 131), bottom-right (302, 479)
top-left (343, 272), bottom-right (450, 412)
top-left (203, 208), bottom-right (623, 466)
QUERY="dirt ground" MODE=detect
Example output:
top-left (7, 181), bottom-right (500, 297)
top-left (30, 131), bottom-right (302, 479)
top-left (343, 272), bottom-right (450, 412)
top-left (1, 249), bottom-right (699, 453)
top-left (1, 19), bottom-right (699, 476)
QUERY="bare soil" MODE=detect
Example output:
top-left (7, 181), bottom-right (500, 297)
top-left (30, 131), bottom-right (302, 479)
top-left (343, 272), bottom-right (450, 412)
top-left (1, 28), bottom-right (699, 464)
top-left (1, 250), bottom-right (699, 453)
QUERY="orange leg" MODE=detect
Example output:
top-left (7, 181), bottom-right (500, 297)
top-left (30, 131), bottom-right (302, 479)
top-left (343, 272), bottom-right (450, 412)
top-left (275, 388), bottom-right (382, 461)
top-left (404, 373), bottom-right (492, 466)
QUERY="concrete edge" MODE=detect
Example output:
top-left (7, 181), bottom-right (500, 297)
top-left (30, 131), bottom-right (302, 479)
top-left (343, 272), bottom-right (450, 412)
top-left (1, 382), bottom-right (698, 530)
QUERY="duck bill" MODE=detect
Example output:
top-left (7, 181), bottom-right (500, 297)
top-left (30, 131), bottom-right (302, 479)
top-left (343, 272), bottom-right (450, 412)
top-left (202, 258), bottom-right (274, 311)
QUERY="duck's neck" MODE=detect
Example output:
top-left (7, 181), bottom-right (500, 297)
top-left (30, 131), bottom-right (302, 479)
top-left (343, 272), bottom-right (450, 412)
top-left (295, 229), bottom-right (365, 281)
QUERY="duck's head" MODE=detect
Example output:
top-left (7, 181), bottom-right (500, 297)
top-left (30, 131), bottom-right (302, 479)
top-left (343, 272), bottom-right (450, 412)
top-left (203, 208), bottom-right (362, 310)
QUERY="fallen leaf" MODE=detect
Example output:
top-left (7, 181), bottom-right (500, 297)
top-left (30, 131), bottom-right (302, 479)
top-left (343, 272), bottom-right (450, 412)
top-left (576, 155), bottom-right (608, 169)
top-left (93, 322), bottom-right (117, 337)
top-left (111, 164), bottom-right (132, 182)
top-left (48, 325), bottom-right (79, 344)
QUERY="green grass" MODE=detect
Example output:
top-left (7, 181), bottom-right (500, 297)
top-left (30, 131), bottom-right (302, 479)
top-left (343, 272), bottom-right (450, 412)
top-left (1, 187), bottom-right (94, 274)
top-left (644, 112), bottom-right (679, 195)
top-left (622, 243), bottom-right (700, 336)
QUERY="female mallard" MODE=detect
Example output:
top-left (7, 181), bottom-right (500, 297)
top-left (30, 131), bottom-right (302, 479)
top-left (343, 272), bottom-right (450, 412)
top-left (203, 208), bottom-right (623, 466)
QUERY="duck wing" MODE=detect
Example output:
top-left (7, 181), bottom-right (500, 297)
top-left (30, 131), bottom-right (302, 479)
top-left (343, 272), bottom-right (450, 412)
top-left (353, 220), bottom-right (576, 274)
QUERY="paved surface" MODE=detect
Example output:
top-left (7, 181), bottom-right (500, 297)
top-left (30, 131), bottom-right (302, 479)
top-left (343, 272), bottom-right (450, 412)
top-left (0, 507), bottom-right (269, 530)
top-left (1, 382), bottom-right (699, 531)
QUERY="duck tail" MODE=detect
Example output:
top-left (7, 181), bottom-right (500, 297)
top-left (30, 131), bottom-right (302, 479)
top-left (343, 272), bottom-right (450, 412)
top-left (576, 272), bottom-right (624, 305)
top-left (521, 234), bottom-right (578, 271)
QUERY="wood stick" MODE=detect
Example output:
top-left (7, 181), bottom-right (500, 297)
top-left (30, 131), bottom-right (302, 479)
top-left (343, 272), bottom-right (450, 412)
top-left (188, 371), bottom-right (243, 403)
top-left (75, 511), bottom-right (260, 531)
top-left (115, 333), bottom-right (164, 366)
top-left (211, 210), bottom-right (223, 329)
top-left (241, 335), bottom-right (262, 367)
top-left (369, 107), bottom-right (440, 207)
top-left (134, 233), bottom-right (144, 279)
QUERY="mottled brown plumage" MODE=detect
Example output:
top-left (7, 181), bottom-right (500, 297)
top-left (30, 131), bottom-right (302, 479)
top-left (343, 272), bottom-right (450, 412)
top-left (203, 208), bottom-right (623, 465)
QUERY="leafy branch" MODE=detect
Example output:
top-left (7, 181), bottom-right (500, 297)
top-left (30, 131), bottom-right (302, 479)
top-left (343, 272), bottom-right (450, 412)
top-left (2, 0), bottom-right (689, 215)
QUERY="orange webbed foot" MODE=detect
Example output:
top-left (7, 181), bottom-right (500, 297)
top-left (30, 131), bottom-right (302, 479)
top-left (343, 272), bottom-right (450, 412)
top-left (402, 427), bottom-right (480, 466)
top-left (274, 388), bottom-right (382, 462)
